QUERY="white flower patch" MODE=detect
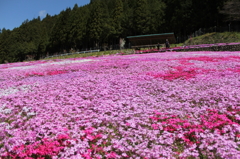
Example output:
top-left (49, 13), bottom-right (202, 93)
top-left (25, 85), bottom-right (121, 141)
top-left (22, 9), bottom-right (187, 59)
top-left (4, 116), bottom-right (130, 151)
top-left (7, 59), bottom-right (94, 70)
top-left (0, 122), bottom-right (11, 130)
top-left (21, 106), bottom-right (37, 117)
top-left (189, 60), bottom-right (205, 64)
top-left (0, 84), bottom-right (35, 97)
top-left (7, 65), bottom-right (38, 70)
top-left (48, 59), bottom-right (94, 65)
top-left (27, 112), bottom-right (37, 117)
top-left (0, 103), bottom-right (12, 114)
top-left (22, 106), bottom-right (31, 112)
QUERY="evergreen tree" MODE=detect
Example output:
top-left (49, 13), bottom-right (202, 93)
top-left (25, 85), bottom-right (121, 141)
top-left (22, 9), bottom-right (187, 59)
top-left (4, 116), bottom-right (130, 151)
top-left (147, 0), bottom-right (166, 34)
top-left (0, 28), bottom-right (12, 63)
top-left (220, 0), bottom-right (240, 22)
top-left (192, 0), bottom-right (227, 28)
top-left (69, 4), bottom-right (90, 50)
top-left (68, 4), bottom-right (80, 49)
top-left (111, 0), bottom-right (123, 37)
top-left (50, 8), bottom-right (72, 52)
top-left (90, 0), bottom-right (97, 4)
top-left (133, 0), bottom-right (150, 35)
top-left (41, 14), bottom-right (58, 55)
top-left (121, 0), bottom-right (135, 37)
top-left (87, 0), bottom-right (104, 48)
top-left (163, 0), bottom-right (193, 34)
top-left (99, 0), bottom-right (113, 46)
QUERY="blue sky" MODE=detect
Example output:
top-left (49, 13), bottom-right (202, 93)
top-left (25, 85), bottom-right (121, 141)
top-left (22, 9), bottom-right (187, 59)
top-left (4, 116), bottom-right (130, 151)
top-left (0, 0), bottom-right (90, 30)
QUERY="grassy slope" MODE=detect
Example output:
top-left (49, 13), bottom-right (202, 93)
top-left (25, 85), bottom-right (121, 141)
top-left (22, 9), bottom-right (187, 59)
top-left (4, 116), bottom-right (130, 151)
top-left (184, 32), bottom-right (240, 45)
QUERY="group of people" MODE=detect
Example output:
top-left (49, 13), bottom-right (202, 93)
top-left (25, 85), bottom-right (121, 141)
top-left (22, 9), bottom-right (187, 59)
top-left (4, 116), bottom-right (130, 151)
top-left (157, 39), bottom-right (170, 50)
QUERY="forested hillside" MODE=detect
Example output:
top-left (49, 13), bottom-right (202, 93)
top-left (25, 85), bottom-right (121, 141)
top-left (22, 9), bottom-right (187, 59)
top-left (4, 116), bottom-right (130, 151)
top-left (0, 0), bottom-right (233, 63)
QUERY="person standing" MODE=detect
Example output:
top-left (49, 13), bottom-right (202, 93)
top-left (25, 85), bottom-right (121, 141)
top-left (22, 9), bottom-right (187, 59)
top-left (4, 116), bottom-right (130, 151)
top-left (165, 39), bottom-right (170, 49)
top-left (157, 43), bottom-right (160, 50)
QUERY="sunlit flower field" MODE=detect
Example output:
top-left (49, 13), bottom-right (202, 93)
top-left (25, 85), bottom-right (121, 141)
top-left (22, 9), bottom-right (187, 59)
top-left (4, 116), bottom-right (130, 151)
top-left (0, 51), bottom-right (240, 159)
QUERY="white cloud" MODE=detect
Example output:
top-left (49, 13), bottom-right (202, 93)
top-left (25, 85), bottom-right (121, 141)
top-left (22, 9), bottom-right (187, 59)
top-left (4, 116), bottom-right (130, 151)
top-left (39, 10), bottom-right (47, 18)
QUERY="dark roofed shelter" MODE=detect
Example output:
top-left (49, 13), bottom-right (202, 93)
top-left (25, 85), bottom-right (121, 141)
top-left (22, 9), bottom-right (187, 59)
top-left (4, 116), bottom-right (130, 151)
top-left (127, 32), bottom-right (176, 49)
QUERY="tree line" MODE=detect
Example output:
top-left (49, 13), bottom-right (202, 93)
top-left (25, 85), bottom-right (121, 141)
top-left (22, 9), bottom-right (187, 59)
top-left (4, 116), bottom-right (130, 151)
top-left (0, 0), bottom-right (229, 63)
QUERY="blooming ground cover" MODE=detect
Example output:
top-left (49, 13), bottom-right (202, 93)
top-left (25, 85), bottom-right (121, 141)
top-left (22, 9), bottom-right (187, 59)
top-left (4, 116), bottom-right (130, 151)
top-left (0, 51), bottom-right (240, 158)
top-left (134, 42), bottom-right (240, 54)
